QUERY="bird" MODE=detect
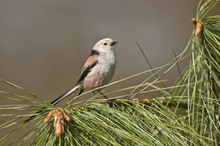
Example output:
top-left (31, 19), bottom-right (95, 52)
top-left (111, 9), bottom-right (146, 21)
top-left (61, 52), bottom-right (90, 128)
top-left (24, 38), bottom-right (117, 123)
top-left (51, 38), bottom-right (118, 105)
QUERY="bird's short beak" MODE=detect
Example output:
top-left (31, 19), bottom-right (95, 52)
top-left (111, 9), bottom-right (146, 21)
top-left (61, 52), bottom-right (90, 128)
top-left (110, 41), bottom-right (118, 46)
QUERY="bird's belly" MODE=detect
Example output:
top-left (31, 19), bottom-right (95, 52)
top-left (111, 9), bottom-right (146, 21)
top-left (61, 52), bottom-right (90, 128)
top-left (83, 63), bottom-right (115, 91)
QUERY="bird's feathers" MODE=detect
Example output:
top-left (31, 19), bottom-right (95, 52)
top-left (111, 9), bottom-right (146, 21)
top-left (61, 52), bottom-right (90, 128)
top-left (76, 50), bottom-right (99, 84)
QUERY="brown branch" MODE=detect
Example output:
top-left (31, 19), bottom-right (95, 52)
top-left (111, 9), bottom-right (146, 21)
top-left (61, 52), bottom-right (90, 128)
top-left (98, 98), bottom-right (188, 109)
top-left (192, 18), bottom-right (204, 36)
top-left (44, 108), bottom-right (70, 137)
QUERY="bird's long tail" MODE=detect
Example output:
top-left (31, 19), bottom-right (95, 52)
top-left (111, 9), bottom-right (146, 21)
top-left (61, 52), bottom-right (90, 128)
top-left (50, 84), bottom-right (81, 105)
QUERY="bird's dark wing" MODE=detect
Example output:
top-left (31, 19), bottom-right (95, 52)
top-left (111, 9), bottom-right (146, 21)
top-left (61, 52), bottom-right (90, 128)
top-left (76, 50), bottom-right (99, 84)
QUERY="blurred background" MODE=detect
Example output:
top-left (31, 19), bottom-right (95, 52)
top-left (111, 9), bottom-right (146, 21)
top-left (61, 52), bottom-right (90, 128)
top-left (0, 1), bottom-right (219, 102)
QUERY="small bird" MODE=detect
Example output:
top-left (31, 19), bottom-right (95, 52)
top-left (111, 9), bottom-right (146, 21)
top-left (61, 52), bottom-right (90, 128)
top-left (24, 38), bottom-right (117, 123)
top-left (51, 38), bottom-right (118, 105)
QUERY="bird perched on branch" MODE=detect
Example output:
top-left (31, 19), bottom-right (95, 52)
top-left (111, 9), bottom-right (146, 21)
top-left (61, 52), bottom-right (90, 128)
top-left (24, 38), bottom-right (118, 123)
top-left (51, 38), bottom-right (118, 105)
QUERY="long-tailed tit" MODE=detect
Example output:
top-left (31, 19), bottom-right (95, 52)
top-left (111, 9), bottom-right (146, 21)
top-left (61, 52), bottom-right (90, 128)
top-left (51, 38), bottom-right (118, 105)
top-left (24, 38), bottom-right (117, 123)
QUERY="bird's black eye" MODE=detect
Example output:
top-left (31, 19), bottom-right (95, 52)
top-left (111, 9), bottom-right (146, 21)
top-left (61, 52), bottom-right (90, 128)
top-left (104, 43), bottom-right (107, 46)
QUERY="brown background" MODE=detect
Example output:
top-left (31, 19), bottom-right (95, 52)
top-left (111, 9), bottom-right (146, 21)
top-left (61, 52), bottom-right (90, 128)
top-left (0, 1), bottom-right (219, 102)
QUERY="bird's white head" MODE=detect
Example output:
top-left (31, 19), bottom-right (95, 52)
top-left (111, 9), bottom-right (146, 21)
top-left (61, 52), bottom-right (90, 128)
top-left (93, 38), bottom-right (118, 53)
